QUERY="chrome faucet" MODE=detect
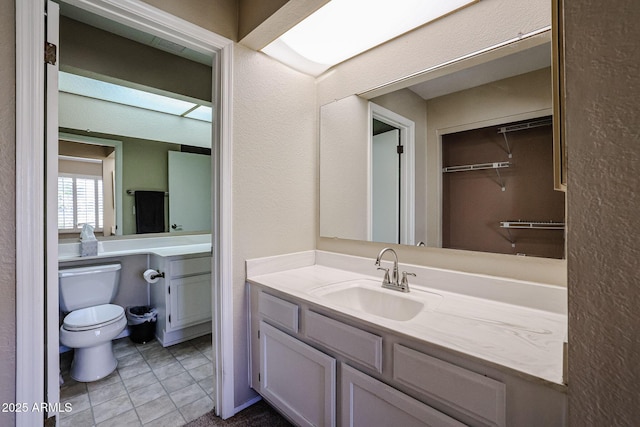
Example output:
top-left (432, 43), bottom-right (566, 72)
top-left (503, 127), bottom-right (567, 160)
top-left (374, 247), bottom-right (414, 293)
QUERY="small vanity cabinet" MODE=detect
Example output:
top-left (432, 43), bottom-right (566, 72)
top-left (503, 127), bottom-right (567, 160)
top-left (248, 282), bottom-right (566, 427)
top-left (150, 253), bottom-right (212, 346)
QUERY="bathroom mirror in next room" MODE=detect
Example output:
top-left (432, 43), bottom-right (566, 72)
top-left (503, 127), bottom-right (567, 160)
top-left (320, 30), bottom-right (566, 259)
top-left (56, 4), bottom-right (214, 239)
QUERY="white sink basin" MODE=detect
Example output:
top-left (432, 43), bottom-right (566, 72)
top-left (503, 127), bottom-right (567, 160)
top-left (311, 279), bottom-right (440, 321)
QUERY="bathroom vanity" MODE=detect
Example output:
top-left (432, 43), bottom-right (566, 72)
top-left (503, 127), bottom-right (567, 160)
top-left (149, 253), bottom-right (212, 346)
top-left (59, 234), bottom-right (213, 347)
top-left (246, 251), bottom-right (567, 427)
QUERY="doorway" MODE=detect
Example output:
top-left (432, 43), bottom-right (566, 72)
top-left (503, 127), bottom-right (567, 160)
top-left (15, 1), bottom-right (234, 425)
top-left (369, 102), bottom-right (416, 245)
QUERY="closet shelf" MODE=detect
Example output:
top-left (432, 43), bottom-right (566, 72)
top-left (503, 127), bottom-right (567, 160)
top-left (442, 161), bottom-right (510, 173)
top-left (500, 221), bottom-right (565, 230)
top-left (497, 117), bottom-right (552, 158)
top-left (443, 162), bottom-right (511, 191)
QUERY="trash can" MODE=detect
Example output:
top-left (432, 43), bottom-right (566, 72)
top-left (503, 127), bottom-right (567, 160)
top-left (126, 306), bottom-right (157, 344)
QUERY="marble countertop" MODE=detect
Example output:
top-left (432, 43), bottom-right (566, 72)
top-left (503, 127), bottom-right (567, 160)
top-left (59, 234), bottom-right (212, 261)
top-left (246, 250), bottom-right (567, 388)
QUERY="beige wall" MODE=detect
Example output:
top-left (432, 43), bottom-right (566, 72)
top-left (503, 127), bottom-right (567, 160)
top-left (231, 43), bottom-right (316, 405)
top-left (0, 0), bottom-right (15, 424)
top-left (141, 0), bottom-right (238, 41)
top-left (238, 0), bottom-right (288, 40)
top-left (565, 0), bottom-right (640, 424)
top-left (61, 16), bottom-right (212, 101)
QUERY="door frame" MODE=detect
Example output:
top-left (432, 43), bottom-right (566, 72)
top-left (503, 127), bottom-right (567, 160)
top-left (15, 0), bottom-right (235, 423)
top-left (368, 102), bottom-right (416, 245)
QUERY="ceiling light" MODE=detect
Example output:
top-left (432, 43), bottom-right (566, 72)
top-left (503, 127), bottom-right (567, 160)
top-left (262, 0), bottom-right (477, 76)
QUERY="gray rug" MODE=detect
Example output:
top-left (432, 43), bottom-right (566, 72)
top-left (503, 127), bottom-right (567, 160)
top-left (185, 400), bottom-right (293, 427)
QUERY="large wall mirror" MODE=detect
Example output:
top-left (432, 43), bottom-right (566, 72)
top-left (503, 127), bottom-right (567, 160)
top-left (320, 30), bottom-right (566, 259)
top-left (57, 4), bottom-right (214, 240)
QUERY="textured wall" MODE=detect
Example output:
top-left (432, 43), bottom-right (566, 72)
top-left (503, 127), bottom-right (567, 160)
top-left (565, 0), bottom-right (640, 424)
top-left (231, 44), bottom-right (316, 406)
top-left (0, 0), bottom-right (15, 424)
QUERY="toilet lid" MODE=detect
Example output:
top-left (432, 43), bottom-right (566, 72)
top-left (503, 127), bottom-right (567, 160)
top-left (63, 304), bottom-right (125, 331)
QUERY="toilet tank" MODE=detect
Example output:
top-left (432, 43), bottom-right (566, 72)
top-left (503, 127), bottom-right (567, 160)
top-left (59, 264), bottom-right (121, 312)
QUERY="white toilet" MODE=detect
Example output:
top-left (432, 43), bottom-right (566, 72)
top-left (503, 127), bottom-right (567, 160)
top-left (59, 263), bottom-right (127, 382)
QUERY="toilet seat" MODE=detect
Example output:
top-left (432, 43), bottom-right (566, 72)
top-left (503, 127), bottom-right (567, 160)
top-left (63, 304), bottom-right (125, 332)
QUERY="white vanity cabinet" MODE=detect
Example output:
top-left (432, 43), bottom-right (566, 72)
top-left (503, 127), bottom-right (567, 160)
top-left (249, 286), bottom-right (476, 427)
top-left (150, 253), bottom-right (212, 346)
top-left (260, 321), bottom-right (336, 427)
top-left (248, 283), bottom-right (567, 427)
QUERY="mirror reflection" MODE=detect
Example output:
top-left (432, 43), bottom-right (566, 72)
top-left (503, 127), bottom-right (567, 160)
top-left (57, 9), bottom-right (213, 240)
top-left (320, 32), bottom-right (565, 259)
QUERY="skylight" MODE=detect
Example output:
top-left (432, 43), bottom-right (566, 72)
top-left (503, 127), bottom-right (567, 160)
top-left (262, 0), bottom-right (477, 76)
top-left (58, 72), bottom-right (213, 122)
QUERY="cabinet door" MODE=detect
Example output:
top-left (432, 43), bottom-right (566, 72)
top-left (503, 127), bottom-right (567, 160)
top-left (260, 321), bottom-right (336, 427)
top-left (168, 274), bottom-right (212, 329)
top-left (341, 364), bottom-right (465, 427)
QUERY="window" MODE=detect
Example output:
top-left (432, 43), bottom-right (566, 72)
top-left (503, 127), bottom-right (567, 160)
top-left (58, 174), bottom-right (103, 232)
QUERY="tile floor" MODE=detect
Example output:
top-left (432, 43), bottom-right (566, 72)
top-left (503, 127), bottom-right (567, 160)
top-left (59, 334), bottom-right (215, 426)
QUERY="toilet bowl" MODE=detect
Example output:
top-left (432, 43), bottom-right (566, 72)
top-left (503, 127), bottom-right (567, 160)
top-left (59, 264), bottom-right (126, 382)
top-left (60, 304), bottom-right (127, 382)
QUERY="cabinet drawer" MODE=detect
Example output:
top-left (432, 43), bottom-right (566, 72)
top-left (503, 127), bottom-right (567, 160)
top-left (170, 256), bottom-right (211, 278)
top-left (259, 292), bottom-right (299, 333)
top-left (393, 344), bottom-right (506, 427)
top-left (305, 311), bottom-right (382, 373)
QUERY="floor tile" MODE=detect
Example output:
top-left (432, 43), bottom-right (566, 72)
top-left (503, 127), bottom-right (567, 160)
top-left (117, 352), bottom-right (146, 369)
top-left (168, 343), bottom-right (197, 361)
top-left (59, 407), bottom-right (94, 427)
top-left (179, 353), bottom-right (209, 370)
top-left (88, 381), bottom-right (127, 406)
top-left (61, 391), bottom-right (91, 414)
top-left (179, 395), bottom-right (213, 423)
top-left (87, 371), bottom-right (122, 392)
top-left (96, 408), bottom-right (141, 427)
top-left (129, 381), bottom-right (167, 408)
top-left (161, 371), bottom-right (196, 394)
top-left (118, 362), bottom-right (152, 380)
top-left (188, 362), bottom-right (213, 382)
top-left (92, 393), bottom-right (134, 424)
top-left (169, 383), bottom-right (207, 408)
top-left (142, 410), bottom-right (185, 427)
top-left (123, 371), bottom-right (158, 393)
top-left (135, 395), bottom-right (177, 425)
top-left (152, 360), bottom-right (186, 381)
top-left (60, 334), bottom-right (216, 426)
top-left (145, 352), bottom-right (175, 370)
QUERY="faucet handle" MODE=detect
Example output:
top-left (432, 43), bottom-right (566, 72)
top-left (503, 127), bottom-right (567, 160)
top-left (377, 267), bottom-right (391, 285)
top-left (401, 271), bottom-right (416, 288)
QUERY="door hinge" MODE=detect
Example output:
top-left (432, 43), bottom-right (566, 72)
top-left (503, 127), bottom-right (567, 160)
top-left (258, 330), bottom-right (260, 339)
top-left (168, 286), bottom-right (170, 294)
top-left (397, 145), bottom-right (404, 154)
top-left (168, 314), bottom-right (171, 323)
top-left (45, 42), bottom-right (57, 65)
top-left (258, 373), bottom-right (261, 382)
